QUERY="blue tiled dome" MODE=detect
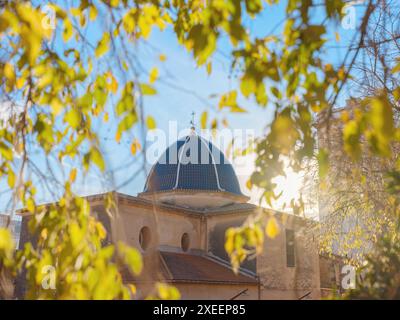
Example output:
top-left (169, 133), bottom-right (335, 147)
top-left (143, 134), bottom-right (244, 196)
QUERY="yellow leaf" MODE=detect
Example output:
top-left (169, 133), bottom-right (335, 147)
top-left (159, 54), bottom-right (167, 62)
top-left (156, 283), bottom-right (181, 300)
top-left (211, 118), bottom-right (217, 130)
top-left (16, 77), bottom-right (25, 89)
top-left (118, 242), bottom-right (143, 275)
top-left (90, 147), bottom-right (105, 171)
top-left (246, 179), bottom-right (252, 190)
top-left (50, 98), bottom-right (63, 116)
top-left (89, 5), bottom-right (98, 21)
top-left (110, 0), bottom-right (119, 7)
top-left (128, 284), bottom-right (137, 296)
top-left (368, 95), bottom-right (394, 156)
top-left (40, 228), bottom-right (48, 240)
top-left (111, 78), bottom-right (118, 93)
top-left (7, 171), bottom-right (15, 188)
top-left (224, 228), bottom-right (235, 255)
top-left (26, 198), bottom-right (35, 213)
top-left (130, 139), bottom-right (141, 155)
top-left (265, 217), bottom-right (279, 239)
top-left (338, 67), bottom-right (345, 80)
top-left (63, 17), bottom-right (73, 42)
top-left (103, 112), bottom-right (109, 123)
top-left (0, 228), bottom-right (14, 255)
top-left (140, 83), bottom-right (157, 95)
top-left (70, 7), bottom-right (81, 17)
top-left (4, 63), bottom-right (15, 84)
top-left (115, 131), bottom-right (121, 143)
top-left (392, 61), bottom-right (400, 74)
top-left (370, 95), bottom-right (394, 138)
top-left (69, 168), bottom-right (77, 182)
top-left (0, 142), bottom-right (13, 161)
top-left (149, 67), bottom-right (158, 84)
top-left (200, 111), bottom-right (208, 129)
top-left (219, 91), bottom-right (246, 113)
top-left (65, 109), bottom-right (81, 128)
top-left (206, 61), bottom-right (212, 75)
top-left (146, 116), bottom-right (156, 130)
top-left (341, 110), bottom-right (350, 122)
top-left (95, 32), bottom-right (110, 58)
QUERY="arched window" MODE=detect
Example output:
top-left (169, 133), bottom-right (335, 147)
top-left (139, 226), bottom-right (151, 251)
top-left (181, 233), bottom-right (190, 252)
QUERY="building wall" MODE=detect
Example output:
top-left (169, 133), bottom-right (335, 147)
top-left (14, 194), bottom-right (325, 300)
top-left (206, 213), bottom-right (256, 273)
top-left (115, 202), bottom-right (202, 253)
top-left (174, 283), bottom-right (258, 300)
top-left (257, 213), bottom-right (321, 300)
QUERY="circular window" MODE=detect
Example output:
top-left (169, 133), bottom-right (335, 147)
top-left (139, 226), bottom-right (151, 251)
top-left (181, 233), bottom-right (190, 252)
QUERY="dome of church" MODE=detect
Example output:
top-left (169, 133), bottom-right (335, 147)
top-left (143, 133), bottom-right (244, 198)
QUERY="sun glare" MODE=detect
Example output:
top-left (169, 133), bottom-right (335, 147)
top-left (234, 153), bottom-right (306, 214)
top-left (271, 168), bottom-right (304, 211)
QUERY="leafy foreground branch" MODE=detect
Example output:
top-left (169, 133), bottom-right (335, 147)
top-left (0, 184), bottom-right (180, 299)
top-left (0, 0), bottom-right (399, 299)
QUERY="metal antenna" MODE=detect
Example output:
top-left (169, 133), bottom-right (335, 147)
top-left (190, 111), bottom-right (196, 131)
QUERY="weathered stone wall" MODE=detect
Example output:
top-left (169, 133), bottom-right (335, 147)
top-left (206, 213), bottom-right (256, 273)
top-left (116, 202), bottom-right (202, 252)
top-left (175, 282), bottom-right (258, 300)
top-left (257, 214), bottom-right (321, 300)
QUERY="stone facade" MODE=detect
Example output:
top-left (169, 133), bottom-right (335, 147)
top-left (15, 191), bottom-right (341, 300)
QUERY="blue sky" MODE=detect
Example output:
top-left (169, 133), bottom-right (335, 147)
top-left (0, 0), bottom-right (368, 214)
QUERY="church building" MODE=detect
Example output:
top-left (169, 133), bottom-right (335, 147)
top-left (17, 130), bottom-right (341, 299)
